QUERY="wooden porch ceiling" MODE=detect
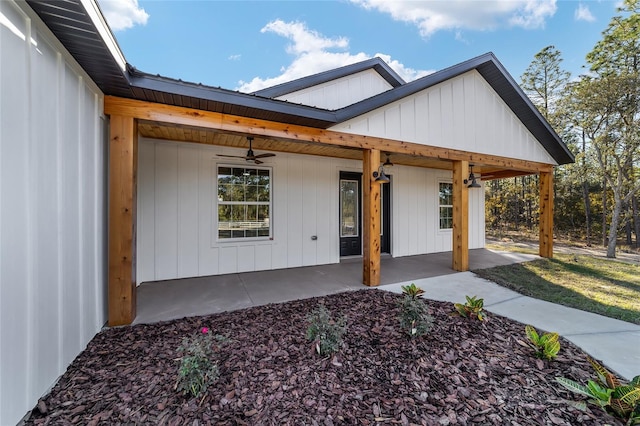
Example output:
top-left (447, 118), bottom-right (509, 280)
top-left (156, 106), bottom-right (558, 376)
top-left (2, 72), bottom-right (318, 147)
top-left (137, 119), bottom-right (534, 179)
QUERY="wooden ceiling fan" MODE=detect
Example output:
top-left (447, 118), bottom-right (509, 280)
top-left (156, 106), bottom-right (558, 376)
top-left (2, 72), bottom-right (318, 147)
top-left (217, 136), bottom-right (276, 164)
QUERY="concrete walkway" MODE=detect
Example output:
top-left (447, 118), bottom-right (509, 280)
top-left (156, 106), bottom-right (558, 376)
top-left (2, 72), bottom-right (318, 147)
top-left (382, 272), bottom-right (640, 381)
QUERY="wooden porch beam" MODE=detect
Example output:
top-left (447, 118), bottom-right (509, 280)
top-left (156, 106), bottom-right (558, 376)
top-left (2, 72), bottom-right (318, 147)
top-left (452, 160), bottom-right (469, 271)
top-left (104, 96), bottom-right (553, 174)
top-left (108, 115), bottom-right (138, 326)
top-left (479, 170), bottom-right (537, 181)
top-left (362, 149), bottom-right (381, 286)
top-left (539, 170), bottom-right (554, 258)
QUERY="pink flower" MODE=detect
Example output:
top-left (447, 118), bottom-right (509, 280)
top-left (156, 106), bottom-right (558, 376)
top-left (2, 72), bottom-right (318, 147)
top-left (201, 327), bottom-right (209, 334)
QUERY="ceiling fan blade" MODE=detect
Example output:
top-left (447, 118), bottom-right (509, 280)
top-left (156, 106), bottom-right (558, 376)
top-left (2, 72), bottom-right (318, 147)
top-left (217, 154), bottom-right (247, 159)
top-left (253, 159), bottom-right (264, 164)
top-left (254, 153), bottom-right (276, 159)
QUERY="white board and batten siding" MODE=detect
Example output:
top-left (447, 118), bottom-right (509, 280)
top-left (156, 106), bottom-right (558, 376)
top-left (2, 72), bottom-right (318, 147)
top-left (137, 139), bottom-right (484, 284)
top-left (392, 166), bottom-right (485, 257)
top-left (331, 70), bottom-right (558, 166)
top-left (275, 69), bottom-right (394, 110)
top-left (0, 2), bottom-right (107, 424)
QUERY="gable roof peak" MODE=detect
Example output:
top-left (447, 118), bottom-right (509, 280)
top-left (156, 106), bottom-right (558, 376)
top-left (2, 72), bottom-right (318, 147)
top-left (253, 56), bottom-right (405, 99)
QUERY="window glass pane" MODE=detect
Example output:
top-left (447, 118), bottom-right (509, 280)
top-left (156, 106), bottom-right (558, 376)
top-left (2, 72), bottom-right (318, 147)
top-left (440, 206), bottom-right (453, 230)
top-left (257, 185), bottom-right (269, 201)
top-left (380, 188), bottom-right (384, 236)
top-left (218, 205), bottom-right (231, 238)
top-left (229, 184), bottom-right (243, 202)
top-left (246, 184), bottom-right (257, 202)
top-left (218, 167), bottom-right (232, 181)
top-left (340, 179), bottom-right (358, 237)
top-left (247, 204), bottom-right (257, 222)
top-left (439, 183), bottom-right (452, 205)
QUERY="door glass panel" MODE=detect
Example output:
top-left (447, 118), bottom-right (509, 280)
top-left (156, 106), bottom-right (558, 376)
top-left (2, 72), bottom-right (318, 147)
top-left (380, 188), bottom-right (383, 236)
top-left (340, 179), bottom-right (358, 237)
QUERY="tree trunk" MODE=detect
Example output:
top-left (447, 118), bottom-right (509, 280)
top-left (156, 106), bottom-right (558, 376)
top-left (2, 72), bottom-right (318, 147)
top-left (583, 181), bottom-right (592, 246)
top-left (602, 178), bottom-right (608, 247)
top-left (606, 192), bottom-right (622, 258)
top-left (633, 194), bottom-right (640, 248)
top-left (580, 132), bottom-right (591, 246)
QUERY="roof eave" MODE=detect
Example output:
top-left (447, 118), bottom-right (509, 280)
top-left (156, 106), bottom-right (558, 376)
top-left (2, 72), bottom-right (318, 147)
top-left (129, 73), bottom-right (338, 127)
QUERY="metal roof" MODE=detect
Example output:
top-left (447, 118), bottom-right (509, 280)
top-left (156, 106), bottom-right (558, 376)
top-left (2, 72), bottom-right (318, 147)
top-left (252, 57), bottom-right (405, 98)
top-left (25, 0), bottom-right (574, 165)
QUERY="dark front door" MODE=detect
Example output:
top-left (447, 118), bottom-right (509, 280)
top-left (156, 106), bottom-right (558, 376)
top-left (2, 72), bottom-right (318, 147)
top-left (381, 176), bottom-right (391, 254)
top-left (340, 172), bottom-right (362, 256)
top-left (339, 172), bottom-right (391, 257)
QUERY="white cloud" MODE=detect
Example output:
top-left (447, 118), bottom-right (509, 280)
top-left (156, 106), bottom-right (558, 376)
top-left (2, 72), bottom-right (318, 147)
top-left (574, 3), bottom-right (596, 22)
top-left (351, 0), bottom-right (557, 36)
top-left (97, 0), bottom-right (149, 31)
top-left (236, 20), bottom-right (432, 93)
top-left (261, 20), bottom-right (349, 55)
top-left (228, 54), bottom-right (242, 61)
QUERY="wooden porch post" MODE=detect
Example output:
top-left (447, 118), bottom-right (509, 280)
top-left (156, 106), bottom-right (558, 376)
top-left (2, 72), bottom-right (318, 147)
top-left (363, 149), bottom-right (381, 286)
top-left (108, 115), bottom-right (138, 326)
top-left (452, 160), bottom-right (469, 271)
top-left (539, 170), bottom-right (554, 258)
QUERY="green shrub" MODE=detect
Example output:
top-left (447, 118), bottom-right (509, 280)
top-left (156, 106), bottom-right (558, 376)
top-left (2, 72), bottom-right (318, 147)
top-left (556, 356), bottom-right (640, 423)
top-left (306, 305), bottom-right (346, 356)
top-left (454, 295), bottom-right (487, 321)
top-left (524, 325), bottom-right (560, 360)
top-left (398, 294), bottom-right (433, 338)
top-left (401, 283), bottom-right (425, 299)
top-left (176, 327), bottom-right (223, 398)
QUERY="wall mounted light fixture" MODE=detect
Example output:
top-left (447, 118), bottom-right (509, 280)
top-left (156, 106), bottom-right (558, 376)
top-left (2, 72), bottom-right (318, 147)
top-left (464, 164), bottom-right (481, 188)
top-left (373, 166), bottom-right (390, 183)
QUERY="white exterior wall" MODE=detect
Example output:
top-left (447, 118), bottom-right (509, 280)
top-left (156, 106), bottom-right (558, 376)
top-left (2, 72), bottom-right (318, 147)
top-left (137, 139), bottom-right (484, 283)
top-left (275, 69), bottom-right (394, 110)
top-left (0, 2), bottom-right (107, 424)
top-left (391, 167), bottom-right (485, 257)
top-left (331, 70), bottom-right (558, 166)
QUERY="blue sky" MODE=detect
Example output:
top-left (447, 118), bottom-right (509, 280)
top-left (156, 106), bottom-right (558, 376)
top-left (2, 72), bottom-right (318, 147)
top-left (97, 0), bottom-right (620, 93)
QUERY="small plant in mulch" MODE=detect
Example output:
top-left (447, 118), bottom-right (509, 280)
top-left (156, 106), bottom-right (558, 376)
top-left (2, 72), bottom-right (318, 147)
top-left (398, 283), bottom-right (433, 338)
top-left (520, 324), bottom-right (560, 360)
top-left (175, 327), bottom-right (227, 398)
top-left (401, 283), bottom-right (425, 299)
top-left (556, 356), bottom-right (640, 424)
top-left (454, 295), bottom-right (487, 321)
top-left (306, 305), bottom-right (347, 356)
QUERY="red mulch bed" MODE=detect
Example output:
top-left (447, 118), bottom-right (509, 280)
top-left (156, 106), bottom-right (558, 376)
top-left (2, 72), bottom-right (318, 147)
top-left (25, 289), bottom-right (623, 425)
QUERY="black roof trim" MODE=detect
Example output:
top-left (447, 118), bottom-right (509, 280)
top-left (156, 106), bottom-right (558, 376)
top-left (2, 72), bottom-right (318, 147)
top-left (253, 57), bottom-right (405, 99)
top-left (334, 53), bottom-right (574, 165)
top-left (26, 0), bottom-right (133, 98)
top-left (127, 68), bottom-right (337, 127)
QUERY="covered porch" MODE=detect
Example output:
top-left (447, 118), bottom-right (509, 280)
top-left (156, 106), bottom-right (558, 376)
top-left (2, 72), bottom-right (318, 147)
top-left (133, 248), bottom-right (537, 324)
top-left (107, 96), bottom-right (555, 326)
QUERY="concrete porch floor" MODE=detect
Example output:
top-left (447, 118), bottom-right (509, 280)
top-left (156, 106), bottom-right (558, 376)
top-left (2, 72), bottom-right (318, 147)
top-left (134, 248), bottom-right (536, 325)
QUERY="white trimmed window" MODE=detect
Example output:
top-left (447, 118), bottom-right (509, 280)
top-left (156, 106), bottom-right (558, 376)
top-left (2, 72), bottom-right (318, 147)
top-left (439, 182), bottom-right (453, 230)
top-left (217, 166), bottom-right (271, 239)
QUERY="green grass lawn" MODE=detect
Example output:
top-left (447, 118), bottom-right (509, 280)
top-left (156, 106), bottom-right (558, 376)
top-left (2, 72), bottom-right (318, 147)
top-left (473, 252), bottom-right (640, 325)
